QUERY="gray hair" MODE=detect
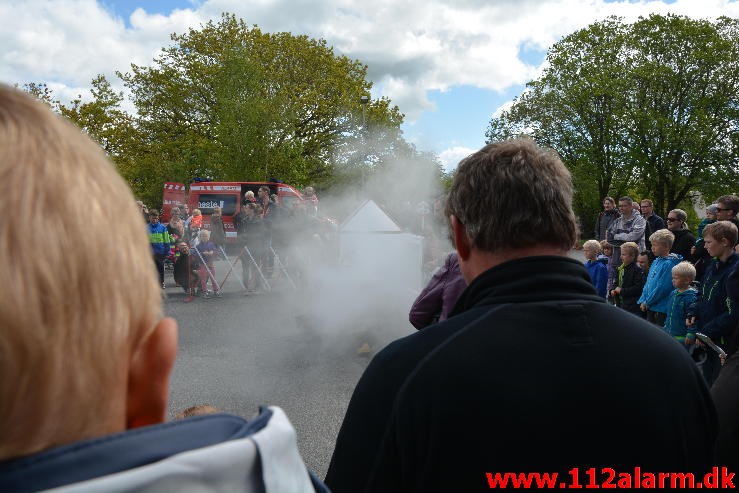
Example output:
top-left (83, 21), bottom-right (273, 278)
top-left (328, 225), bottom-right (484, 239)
top-left (445, 138), bottom-right (578, 252)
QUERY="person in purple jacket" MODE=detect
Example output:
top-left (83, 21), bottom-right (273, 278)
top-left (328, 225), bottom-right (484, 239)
top-left (409, 251), bottom-right (467, 329)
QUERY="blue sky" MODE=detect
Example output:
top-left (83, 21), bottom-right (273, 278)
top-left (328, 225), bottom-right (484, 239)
top-left (2, 0), bottom-right (735, 171)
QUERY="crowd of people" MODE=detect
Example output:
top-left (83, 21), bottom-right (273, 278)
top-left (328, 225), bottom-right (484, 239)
top-left (584, 195), bottom-right (739, 388)
top-left (142, 185), bottom-right (332, 300)
top-left (3, 84), bottom-right (739, 492)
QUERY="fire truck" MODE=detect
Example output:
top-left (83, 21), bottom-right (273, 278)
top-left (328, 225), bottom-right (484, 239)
top-left (161, 180), bottom-right (307, 242)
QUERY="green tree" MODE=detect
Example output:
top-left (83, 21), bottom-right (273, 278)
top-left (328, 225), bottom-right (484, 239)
top-left (118, 14), bottom-right (404, 198)
top-left (21, 82), bottom-right (59, 110)
top-left (59, 75), bottom-right (137, 159)
top-left (487, 14), bottom-right (739, 225)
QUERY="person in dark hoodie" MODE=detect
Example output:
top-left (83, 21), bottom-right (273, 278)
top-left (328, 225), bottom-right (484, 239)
top-left (594, 196), bottom-right (618, 241)
top-left (667, 208), bottom-right (696, 261)
top-left (325, 138), bottom-right (716, 493)
top-left (710, 238), bottom-right (739, 471)
top-left (0, 85), bottom-right (328, 493)
top-left (689, 220), bottom-right (739, 386)
top-left (609, 241), bottom-right (645, 316)
top-left (640, 198), bottom-right (666, 250)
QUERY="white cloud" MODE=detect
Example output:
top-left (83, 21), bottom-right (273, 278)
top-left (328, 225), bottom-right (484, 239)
top-left (4, 0), bottom-right (739, 121)
top-left (438, 146), bottom-right (476, 172)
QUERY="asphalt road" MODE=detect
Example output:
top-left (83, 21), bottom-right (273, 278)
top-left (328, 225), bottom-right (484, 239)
top-left (165, 248), bottom-right (587, 479)
top-left (164, 258), bottom-right (415, 479)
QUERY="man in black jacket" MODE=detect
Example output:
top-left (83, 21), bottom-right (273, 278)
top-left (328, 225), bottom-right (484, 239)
top-left (325, 139), bottom-right (717, 493)
top-left (640, 198), bottom-right (666, 250)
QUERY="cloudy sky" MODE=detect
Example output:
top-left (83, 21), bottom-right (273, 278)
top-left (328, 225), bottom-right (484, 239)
top-left (2, 0), bottom-right (738, 171)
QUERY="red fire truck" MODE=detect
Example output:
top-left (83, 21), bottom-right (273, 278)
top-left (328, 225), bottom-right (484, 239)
top-left (161, 180), bottom-right (307, 242)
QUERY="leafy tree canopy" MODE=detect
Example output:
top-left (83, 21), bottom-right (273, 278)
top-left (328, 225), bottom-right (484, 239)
top-left (24, 14), bottom-right (440, 207)
top-left (487, 14), bottom-right (739, 228)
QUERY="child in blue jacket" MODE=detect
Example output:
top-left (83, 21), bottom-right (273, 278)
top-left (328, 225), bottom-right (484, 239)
top-left (663, 261), bottom-right (698, 347)
top-left (583, 239), bottom-right (608, 298)
top-left (638, 229), bottom-right (682, 326)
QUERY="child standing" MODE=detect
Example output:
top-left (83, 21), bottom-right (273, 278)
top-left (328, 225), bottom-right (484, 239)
top-left (598, 240), bottom-right (614, 292)
top-left (689, 221), bottom-right (739, 385)
top-left (693, 204), bottom-right (719, 280)
top-left (609, 241), bottom-right (645, 316)
top-left (195, 229), bottom-right (221, 298)
top-left (637, 229), bottom-right (682, 326)
top-left (189, 209), bottom-right (203, 245)
top-left (583, 240), bottom-right (608, 298)
top-left (663, 261), bottom-right (698, 347)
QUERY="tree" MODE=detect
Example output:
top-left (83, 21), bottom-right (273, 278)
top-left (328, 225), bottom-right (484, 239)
top-left (59, 75), bottom-right (138, 160)
top-left (117, 14), bottom-right (404, 198)
top-left (487, 14), bottom-right (739, 223)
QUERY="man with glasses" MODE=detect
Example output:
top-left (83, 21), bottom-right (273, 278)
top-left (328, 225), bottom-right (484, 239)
top-left (715, 195), bottom-right (739, 252)
top-left (606, 197), bottom-right (647, 293)
top-left (640, 198), bottom-right (665, 250)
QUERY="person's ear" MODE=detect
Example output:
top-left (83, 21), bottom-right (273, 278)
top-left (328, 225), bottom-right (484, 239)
top-left (126, 317), bottom-right (178, 429)
top-left (450, 215), bottom-right (471, 261)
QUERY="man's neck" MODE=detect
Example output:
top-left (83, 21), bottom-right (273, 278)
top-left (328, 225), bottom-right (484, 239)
top-left (460, 245), bottom-right (568, 284)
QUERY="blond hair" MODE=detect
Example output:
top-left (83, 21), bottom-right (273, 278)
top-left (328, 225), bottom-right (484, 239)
top-left (0, 86), bottom-right (161, 459)
top-left (672, 261), bottom-right (696, 281)
top-left (582, 240), bottom-right (601, 252)
top-left (620, 241), bottom-right (639, 258)
top-left (649, 228), bottom-right (675, 248)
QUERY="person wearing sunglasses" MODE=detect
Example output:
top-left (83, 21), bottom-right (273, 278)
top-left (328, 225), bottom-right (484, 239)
top-left (666, 209), bottom-right (696, 261)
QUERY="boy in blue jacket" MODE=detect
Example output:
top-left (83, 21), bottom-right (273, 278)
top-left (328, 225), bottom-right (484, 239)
top-left (583, 239), bottom-right (608, 298)
top-left (638, 229), bottom-right (682, 326)
top-left (664, 261), bottom-right (698, 347)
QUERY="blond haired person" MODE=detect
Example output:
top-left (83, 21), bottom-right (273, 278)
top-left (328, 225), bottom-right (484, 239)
top-left (663, 261), bottom-right (698, 347)
top-left (609, 241), bottom-right (645, 316)
top-left (638, 229), bottom-right (682, 326)
top-left (0, 86), bottom-right (325, 492)
top-left (582, 240), bottom-right (607, 298)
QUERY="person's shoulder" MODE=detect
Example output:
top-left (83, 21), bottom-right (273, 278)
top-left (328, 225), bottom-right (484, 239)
top-left (373, 308), bottom-right (490, 368)
top-left (663, 253), bottom-right (682, 264)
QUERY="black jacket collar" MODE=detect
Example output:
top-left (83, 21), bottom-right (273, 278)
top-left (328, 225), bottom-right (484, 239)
top-left (450, 255), bottom-right (603, 317)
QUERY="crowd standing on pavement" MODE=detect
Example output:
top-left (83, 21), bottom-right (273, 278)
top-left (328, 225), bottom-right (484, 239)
top-left (4, 80), bottom-right (739, 492)
top-left (143, 182), bottom-right (332, 299)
